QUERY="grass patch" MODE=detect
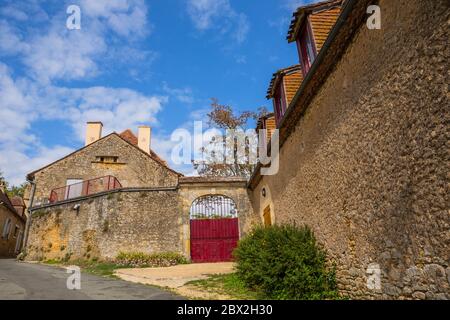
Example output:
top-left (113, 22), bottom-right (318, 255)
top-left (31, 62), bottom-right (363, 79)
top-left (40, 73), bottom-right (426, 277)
top-left (42, 258), bottom-right (127, 278)
top-left (69, 259), bottom-right (127, 277)
top-left (42, 251), bottom-right (189, 278)
top-left (186, 273), bottom-right (262, 300)
top-left (43, 258), bottom-right (60, 265)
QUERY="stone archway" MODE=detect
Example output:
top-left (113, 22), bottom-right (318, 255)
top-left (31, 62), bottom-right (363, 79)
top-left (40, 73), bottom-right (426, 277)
top-left (189, 195), bottom-right (239, 263)
top-left (178, 176), bottom-right (254, 262)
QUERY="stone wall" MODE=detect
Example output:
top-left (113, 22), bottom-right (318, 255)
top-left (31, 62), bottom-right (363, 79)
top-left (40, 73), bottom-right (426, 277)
top-left (26, 179), bottom-right (256, 261)
top-left (29, 134), bottom-right (179, 205)
top-left (26, 188), bottom-right (183, 261)
top-left (250, 0), bottom-right (449, 299)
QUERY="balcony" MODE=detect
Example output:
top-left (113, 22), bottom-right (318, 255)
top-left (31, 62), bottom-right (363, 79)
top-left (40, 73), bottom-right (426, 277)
top-left (49, 175), bottom-right (122, 204)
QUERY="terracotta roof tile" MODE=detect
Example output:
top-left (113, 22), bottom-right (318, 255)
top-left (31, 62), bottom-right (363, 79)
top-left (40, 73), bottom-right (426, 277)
top-left (310, 7), bottom-right (342, 52)
top-left (284, 70), bottom-right (304, 105)
top-left (287, 0), bottom-right (342, 43)
top-left (267, 64), bottom-right (303, 100)
top-left (0, 190), bottom-right (25, 222)
top-left (119, 129), bottom-right (138, 145)
top-left (250, 0), bottom-right (372, 190)
top-left (0, 190), bottom-right (15, 213)
top-left (256, 112), bottom-right (275, 129)
top-left (28, 132), bottom-right (182, 179)
top-left (118, 130), bottom-right (176, 173)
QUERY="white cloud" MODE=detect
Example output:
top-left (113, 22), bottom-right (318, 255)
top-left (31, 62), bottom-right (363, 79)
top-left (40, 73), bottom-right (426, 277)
top-left (0, 63), bottom-right (72, 185)
top-left (187, 0), bottom-right (231, 30)
top-left (235, 55), bottom-right (247, 64)
top-left (0, 0), bottom-right (150, 83)
top-left (234, 13), bottom-right (250, 44)
top-left (0, 62), bottom-right (168, 185)
top-left (0, 145), bottom-right (74, 186)
top-left (0, 0), bottom-right (165, 186)
top-left (27, 85), bottom-right (167, 142)
top-left (80, 0), bottom-right (150, 38)
top-left (149, 107), bottom-right (215, 175)
top-left (162, 82), bottom-right (195, 104)
top-left (0, 6), bottom-right (28, 21)
top-left (23, 27), bottom-right (107, 83)
top-left (186, 0), bottom-right (250, 43)
top-left (0, 19), bottom-right (29, 55)
top-left (0, 63), bottom-right (36, 145)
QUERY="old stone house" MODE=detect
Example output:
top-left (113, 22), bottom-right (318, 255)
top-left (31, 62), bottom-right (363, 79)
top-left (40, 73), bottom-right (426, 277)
top-left (26, 122), bottom-right (180, 206)
top-left (0, 188), bottom-right (26, 257)
top-left (249, 0), bottom-right (449, 299)
top-left (24, 122), bottom-right (255, 263)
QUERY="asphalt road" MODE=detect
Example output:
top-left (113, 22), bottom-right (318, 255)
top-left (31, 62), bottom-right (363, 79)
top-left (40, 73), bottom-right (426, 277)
top-left (0, 259), bottom-right (183, 300)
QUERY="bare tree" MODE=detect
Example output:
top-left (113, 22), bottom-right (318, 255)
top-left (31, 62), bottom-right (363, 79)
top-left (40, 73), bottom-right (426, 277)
top-left (192, 99), bottom-right (268, 178)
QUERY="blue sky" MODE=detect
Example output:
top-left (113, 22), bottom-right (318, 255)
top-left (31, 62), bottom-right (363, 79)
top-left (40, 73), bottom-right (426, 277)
top-left (0, 0), bottom-right (314, 185)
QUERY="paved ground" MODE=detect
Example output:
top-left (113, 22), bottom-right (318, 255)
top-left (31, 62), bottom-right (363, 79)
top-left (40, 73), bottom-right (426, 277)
top-left (0, 259), bottom-right (182, 300)
top-left (115, 262), bottom-right (235, 288)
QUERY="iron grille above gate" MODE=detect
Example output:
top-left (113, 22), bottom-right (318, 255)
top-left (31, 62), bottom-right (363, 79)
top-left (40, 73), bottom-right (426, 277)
top-left (189, 195), bottom-right (237, 220)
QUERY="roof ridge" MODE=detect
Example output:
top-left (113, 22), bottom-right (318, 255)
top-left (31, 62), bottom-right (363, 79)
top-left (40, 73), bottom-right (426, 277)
top-left (267, 64), bottom-right (304, 99)
top-left (27, 132), bottom-right (183, 179)
top-left (287, 0), bottom-right (343, 43)
top-left (114, 133), bottom-right (182, 176)
top-left (0, 190), bottom-right (25, 222)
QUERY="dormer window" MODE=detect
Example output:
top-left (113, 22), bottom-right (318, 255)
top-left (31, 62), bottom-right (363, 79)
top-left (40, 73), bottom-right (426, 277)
top-left (273, 81), bottom-right (287, 125)
top-left (267, 65), bottom-right (303, 126)
top-left (296, 18), bottom-right (317, 76)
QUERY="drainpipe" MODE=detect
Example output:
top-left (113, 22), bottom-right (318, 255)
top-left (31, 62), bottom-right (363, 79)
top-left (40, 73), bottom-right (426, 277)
top-left (22, 178), bottom-right (36, 251)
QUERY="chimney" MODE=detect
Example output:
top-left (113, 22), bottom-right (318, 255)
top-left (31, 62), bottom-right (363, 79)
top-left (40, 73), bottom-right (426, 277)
top-left (138, 126), bottom-right (151, 154)
top-left (85, 122), bottom-right (103, 146)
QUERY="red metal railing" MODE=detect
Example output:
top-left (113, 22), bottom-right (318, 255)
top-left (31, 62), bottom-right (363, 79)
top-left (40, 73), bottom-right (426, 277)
top-left (49, 175), bottom-right (122, 203)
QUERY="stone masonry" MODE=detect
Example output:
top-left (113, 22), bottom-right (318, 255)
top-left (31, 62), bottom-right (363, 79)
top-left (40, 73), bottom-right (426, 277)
top-left (26, 188), bottom-right (181, 260)
top-left (27, 133), bottom-right (179, 206)
top-left (25, 179), bottom-right (252, 261)
top-left (249, 0), bottom-right (449, 299)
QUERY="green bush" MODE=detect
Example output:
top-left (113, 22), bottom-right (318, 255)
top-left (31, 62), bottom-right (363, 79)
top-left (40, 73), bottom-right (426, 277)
top-left (115, 251), bottom-right (188, 268)
top-left (233, 224), bottom-right (337, 300)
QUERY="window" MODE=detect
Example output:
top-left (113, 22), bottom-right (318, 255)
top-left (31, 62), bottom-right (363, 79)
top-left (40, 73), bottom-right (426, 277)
top-left (296, 18), bottom-right (317, 76)
top-left (2, 218), bottom-right (12, 239)
top-left (95, 156), bottom-right (118, 163)
top-left (273, 81), bottom-right (287, 125)
top-left (15, 230), bottom-right (23, 253)
top-left (13, 225), bottom-right (20, 238)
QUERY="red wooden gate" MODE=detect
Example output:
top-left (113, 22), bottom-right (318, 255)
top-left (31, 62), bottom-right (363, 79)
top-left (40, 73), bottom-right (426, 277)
top-left (190, 218), bottom-right (239, 263)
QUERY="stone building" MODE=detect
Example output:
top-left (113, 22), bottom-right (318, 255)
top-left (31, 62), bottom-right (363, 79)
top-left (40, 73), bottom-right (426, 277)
top-left (24, 123), bottom-right (253, 263)
top-left (0, 188), bottom-right (26, 257)
top-left (26, 122), bottom-right (180, 206)
top-left (249, 0), bottom-right (449, 299)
